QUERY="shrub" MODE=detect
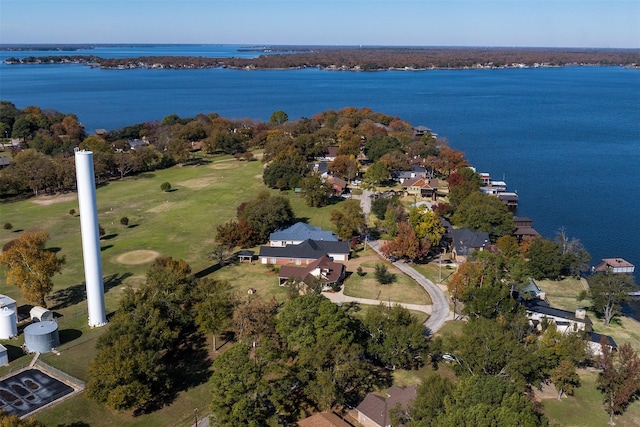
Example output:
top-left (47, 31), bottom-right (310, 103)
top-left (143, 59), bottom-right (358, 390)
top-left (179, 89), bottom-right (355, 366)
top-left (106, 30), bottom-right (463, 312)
top-left (356, 266), bottom-right (365, 277)
top-left (69, 209), bottom-right (76, 216)
top-left (160, 182), bottom-right (172, 192)
top-left (3, 223), bottom-right (13, 230)
top-left (98, 224), bottom-right (105, 238)
top-left (374, 262), bottom-right (395, 285)
top-left (120, 217), bottom-right (129, 227)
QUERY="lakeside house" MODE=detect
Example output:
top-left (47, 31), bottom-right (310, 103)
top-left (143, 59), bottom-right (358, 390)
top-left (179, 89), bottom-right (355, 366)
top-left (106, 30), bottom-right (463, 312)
top-left (593, 258), bottom-right (635, 274)
top-left (444, 228), bottom-right (490, 264)
top-left (518, 279), bottom-right (617, 356)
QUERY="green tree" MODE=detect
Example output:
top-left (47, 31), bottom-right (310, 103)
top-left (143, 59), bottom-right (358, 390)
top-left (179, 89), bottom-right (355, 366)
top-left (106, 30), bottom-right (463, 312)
top-left (435, 375), bottom-right (547, 427)
top-left (301, 173), bottom-right (332, 207)
top-left (580, 270), bottom-right (636, 326)
top-left (269, 110), bottom-right (289, 125)
top-left (361, 161), bottom-right (390, 189)
top-left (550, 359), bottom-right (580, 400)
top-left (525, 237), bottom-right (564, 280)
top-left (362, 304), bottom-right (428, 370)
top-left (408, 205), bottom-right (446, 246)
top-left (450, 192), bottom-right (515, 239)
top-left (0, 410), bottom-right (46, 427)
top-left (330, 199), bottom-right (365, 240)
top-left (209, 343), bottom-right (276, 426)
top-left (373, 262), bottom-right (395, 285)
top-left (238, 191), bottom-right (294, 244)
top-left (409, 375), bottom-right (454, 426)
top-left (160, 181), bottom-right (172, 192)
top-left (193, 279), bottom-right (235, 351)
top-left (0, 230), bottom-right (65, 307)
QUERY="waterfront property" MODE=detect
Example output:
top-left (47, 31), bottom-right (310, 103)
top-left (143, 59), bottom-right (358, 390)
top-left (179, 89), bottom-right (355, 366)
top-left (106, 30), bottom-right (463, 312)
top-left (593, 258), bottom-right (635, 274)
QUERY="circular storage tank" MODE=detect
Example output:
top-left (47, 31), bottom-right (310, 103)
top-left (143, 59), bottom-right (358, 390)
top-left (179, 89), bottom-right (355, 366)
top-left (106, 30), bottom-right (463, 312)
top-left (0, 307), bottom-right (18, 339)
top-left (30, 306), bottom-right (54, 322)
top-left (24, 321), bottom-right (60, 353)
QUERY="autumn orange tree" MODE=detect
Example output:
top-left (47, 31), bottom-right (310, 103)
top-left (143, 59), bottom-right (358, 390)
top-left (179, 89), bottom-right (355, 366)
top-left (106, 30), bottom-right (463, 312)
top-left (0, 230), bottom-right (65, 307)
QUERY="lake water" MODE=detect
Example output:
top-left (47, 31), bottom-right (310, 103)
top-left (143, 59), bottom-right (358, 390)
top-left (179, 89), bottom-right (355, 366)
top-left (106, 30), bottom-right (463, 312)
top-left (1, 45), bottom-right (639, 281)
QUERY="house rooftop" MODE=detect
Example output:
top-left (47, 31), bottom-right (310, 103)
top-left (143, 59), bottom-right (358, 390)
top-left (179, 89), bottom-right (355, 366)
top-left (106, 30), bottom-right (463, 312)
top-left (297, 411), bottom-right (352, 427)
top-left (270, 222), bottom-right (338, 243)
top-left (260, 239), bottom-right (349, 259)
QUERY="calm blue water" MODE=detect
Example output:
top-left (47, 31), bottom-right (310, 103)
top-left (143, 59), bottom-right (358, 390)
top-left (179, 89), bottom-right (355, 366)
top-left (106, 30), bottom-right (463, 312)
top-left (1, 46), bottom-right (639, 279)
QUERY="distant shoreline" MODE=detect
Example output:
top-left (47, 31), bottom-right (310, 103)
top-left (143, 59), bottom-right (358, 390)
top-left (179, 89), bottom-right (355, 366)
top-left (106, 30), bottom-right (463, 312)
top-left (3, 45), bottom-right (639, 70)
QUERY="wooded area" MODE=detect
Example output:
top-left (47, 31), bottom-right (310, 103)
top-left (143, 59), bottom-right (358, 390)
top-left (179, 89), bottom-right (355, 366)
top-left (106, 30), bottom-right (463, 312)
top-left (5, 46), bottom-right (640, 69)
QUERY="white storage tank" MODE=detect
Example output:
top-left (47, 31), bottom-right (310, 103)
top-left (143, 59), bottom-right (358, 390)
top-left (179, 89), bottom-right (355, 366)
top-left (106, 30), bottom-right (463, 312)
top-left (30, 306), bottom-right (54, 322)
top-left (0, 307), bottom-right (18, 339)
top-left (0, 294), bottom-right (17, 312)
top-left (24, 321), bottom-right (60, 353)
top-left (0, 344), bottom-right (8, 366)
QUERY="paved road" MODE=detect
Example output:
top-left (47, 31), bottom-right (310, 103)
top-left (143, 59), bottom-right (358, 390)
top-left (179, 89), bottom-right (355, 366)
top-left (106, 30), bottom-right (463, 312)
top-left (356, 189), bottom-right (451, 335)
top-left (365, 240), bottom-right (451, 334)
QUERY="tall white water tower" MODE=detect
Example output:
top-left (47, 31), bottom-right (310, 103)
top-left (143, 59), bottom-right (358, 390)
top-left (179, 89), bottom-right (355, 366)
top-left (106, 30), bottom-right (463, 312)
top-left (75, 149), bottom-right (107, 327)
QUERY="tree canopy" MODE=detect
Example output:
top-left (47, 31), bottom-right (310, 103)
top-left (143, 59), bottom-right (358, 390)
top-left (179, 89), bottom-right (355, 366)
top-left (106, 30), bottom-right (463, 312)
top-left (0, 230), bottom-right (65, 307)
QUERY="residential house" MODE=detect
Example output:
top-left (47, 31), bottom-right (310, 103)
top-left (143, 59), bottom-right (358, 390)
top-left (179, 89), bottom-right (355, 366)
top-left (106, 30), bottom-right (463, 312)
top-left (394, 165), bottom-right (428, 183)
top-left (269, 222), bottom-right (338, 247)
top-left (316, 146), bottom-right (340, 162)
top-left (446, 228), bottom-right (490, 263)
top-left (278, 255), bottom-right (346, 288)
top-left (297, 411), bottom-right (353, 427)
top-left (356, 385), bottom-right (417, 427)
top-left (518, 279), bottom-right (617, 356)
top-left (326, 175), bottom-right (348, 196)
top-left (593, 258), bottom-right (635, 274)
top-left (402, 178), bottom-right (439, 200)
top-left (412, 125), bottom-right (437, 138)
top-left (259, 239), bottom-right (350, 265)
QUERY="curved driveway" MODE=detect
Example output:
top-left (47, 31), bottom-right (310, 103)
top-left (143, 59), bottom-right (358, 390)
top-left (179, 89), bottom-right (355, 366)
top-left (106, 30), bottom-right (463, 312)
top-left (353, 190), bottom-right (451, 334)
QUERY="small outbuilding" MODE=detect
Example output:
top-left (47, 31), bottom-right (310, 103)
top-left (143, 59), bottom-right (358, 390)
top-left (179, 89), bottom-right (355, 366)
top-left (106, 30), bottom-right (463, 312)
top-left (237, 250), bottom-right (255, 263)
top-left (30, 306), bottom-right (54, 322)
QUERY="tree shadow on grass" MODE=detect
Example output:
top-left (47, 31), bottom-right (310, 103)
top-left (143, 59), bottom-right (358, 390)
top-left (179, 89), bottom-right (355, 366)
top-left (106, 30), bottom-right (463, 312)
top-left (101, 233), bottom-right (118, 240)
top-left (193, 263), bottom-right (223, 279)
top-left (48, 272), bottom-right (133, 310)
top-left (100, 244), bottom-right (113, 251)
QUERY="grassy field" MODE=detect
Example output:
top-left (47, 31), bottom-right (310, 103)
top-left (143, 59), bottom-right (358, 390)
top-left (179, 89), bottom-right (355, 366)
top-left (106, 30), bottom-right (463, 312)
top-left (1, 152), bottom-right (442, 426)
top-left (0, 153), bottom-right (374, 426)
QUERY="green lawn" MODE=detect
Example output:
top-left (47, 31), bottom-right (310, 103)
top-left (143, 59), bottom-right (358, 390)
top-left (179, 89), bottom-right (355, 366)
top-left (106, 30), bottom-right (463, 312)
top-left (343, 268), bottom-right (432, 305)
top-left (542, 370), bottom-right (640, 427)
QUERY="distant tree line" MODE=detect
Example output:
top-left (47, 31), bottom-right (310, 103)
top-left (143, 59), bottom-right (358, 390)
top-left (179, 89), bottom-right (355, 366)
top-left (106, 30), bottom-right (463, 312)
top-left (6, 47), bottom-right (640, 69)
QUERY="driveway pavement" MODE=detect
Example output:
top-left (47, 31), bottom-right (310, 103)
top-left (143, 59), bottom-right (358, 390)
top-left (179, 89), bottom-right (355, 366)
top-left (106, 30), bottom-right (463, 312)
top-left (355, 189), bottom-right (451, 334)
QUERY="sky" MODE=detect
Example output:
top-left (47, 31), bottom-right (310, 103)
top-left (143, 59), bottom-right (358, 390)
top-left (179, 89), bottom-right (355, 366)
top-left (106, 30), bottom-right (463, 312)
top-left (1, 0), bottom-right (639, 48)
